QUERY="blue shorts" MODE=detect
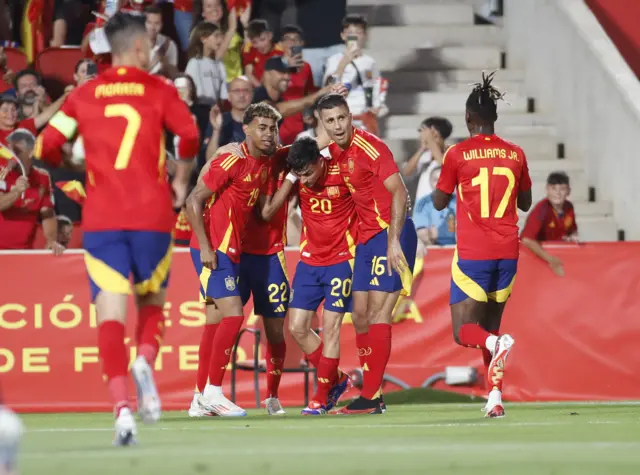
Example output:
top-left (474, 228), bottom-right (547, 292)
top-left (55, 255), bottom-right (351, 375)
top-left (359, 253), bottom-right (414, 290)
top-left (190, 248), bottom-right (241, 302)
top-left (352, 218), bottom-right (418, 295)
top-left (83, 230), bottom-right (173, 302)
top-left (450, 252), bottom-right (518, 305)
top-left (239, 252), bottom-right (290, 318)
top-left (290, 260), bottom-right (354, 313)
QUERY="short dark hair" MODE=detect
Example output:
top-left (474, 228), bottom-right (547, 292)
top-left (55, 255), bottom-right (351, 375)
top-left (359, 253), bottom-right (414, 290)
top-left (13, 68), bottom-right (42, 89)
top-left (421, 117), bottom-right (453, 140)
top-left (104, 11), bottom-right (147, 56)
top-left (287, 136), bottom-right (320, 172)
top-left (547, 171), bottom-right (570, 186)
top-left (144, 5), bottom-right (163, 16)
top-left (316, 93), bottom-right (349, 113)
top-left (247, 19), bottom-right (270, 39)
top-left (281, 24), bottom-right (303, 38)
top-left (342, 14), bottom-right (368, 31)
top-left (0, 95), bottom-right (18, 108)
top-left (188, 21), bottom-right (220, 59)
top-left (243, 102), bottom-right (282, 125)
top-left (74, 58), bottom-right (94, 74)
top-left (466, 71), bottom-right (505, 124)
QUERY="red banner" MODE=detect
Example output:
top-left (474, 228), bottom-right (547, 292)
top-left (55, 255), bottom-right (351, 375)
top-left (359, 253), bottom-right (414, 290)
top-left (2, 244), bottom-right (640, 412)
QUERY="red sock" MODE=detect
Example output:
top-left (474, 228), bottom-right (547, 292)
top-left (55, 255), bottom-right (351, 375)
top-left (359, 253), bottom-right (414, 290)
top-left (361, 324), bottom-right (391, 400)
top-left (265, 341), bottom-right (286, 398)
top-left (458, 323), bottom-right (491, 349)
top-left (136, 305), bottom-right (165, 365)
top-left (483, 331), bottom-right (501, 391)
top-left (313, 356), bottom-right (339, 404)
top-left (305, 342), bottom-right (323, 368)
top-left (98, 321), bottom-right (129, 413)
top-left (355, 332), bottom-right (369, 369)
top-left (208, 316), bottom-right (244, 386)
top-left (196, 323), bottom-right (219, 393)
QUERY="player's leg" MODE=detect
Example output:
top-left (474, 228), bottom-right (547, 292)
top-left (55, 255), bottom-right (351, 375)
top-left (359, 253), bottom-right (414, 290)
top-left (351, 243), bottom-right (372, 374)
top-left (288, 261), bottom-right (324, 358)
top-left (83, 230), bottom-right (136, 445)
top-left (129, 230), bottom-right (175, 426)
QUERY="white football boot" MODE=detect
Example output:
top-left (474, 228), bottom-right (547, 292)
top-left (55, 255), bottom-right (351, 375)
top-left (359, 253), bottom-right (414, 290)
top-left (263, 397), bottom-right (286, 415)
top-left (113, 407), bottom-right (137, 446)
top-left (131, 356), bottom-right (162, 424)
top-left (198, 385), bottom-right (247, 417)
top-left (188, 392), bottom-right (214, 417)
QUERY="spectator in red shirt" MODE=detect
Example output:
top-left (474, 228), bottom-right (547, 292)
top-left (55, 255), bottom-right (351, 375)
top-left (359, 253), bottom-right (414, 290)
top-left (521, 171), bottom-right (578, 277)
top-left (0, 47), bottom-right (14, 94)
top-left (0, 130), bottom-right (64, 253)
top-left (279, 24), bottom-right (316, 145)
top-left (242, 19), bottom-right (283, 87)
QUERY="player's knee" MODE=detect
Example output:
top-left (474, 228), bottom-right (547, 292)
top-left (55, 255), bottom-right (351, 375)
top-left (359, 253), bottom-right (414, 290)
top-left (351, 310), bottom-right (368, 334)
top-left (452, 326), bottom-right (462, 345)
top-left (288, 317), bottom-right (308, 343)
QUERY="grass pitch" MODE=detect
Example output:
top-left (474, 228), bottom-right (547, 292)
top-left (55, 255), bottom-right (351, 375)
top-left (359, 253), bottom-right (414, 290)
top-left (19, 402), bottom-right (640, 475)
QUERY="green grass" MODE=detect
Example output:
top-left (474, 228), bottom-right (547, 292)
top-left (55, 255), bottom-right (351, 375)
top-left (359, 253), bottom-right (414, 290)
top-left (18, 402), bottom-right (640, 475)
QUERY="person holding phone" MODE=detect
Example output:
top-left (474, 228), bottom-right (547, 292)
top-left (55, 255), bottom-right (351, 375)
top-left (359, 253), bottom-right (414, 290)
top-left (279, 24), bottom-right (316, 145)
top-left (323, 14), bottom-right (383, 136)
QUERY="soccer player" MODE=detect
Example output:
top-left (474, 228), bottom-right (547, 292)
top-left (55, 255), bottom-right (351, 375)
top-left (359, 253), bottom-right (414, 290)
top-left (186, 102), bottom-right (290, 417)
top-left (317, 94), bottom-right (417, 415)
top-left (35, 12), bottom-right (200, 444)
top-left (432, 72), bottom-right (533, 418)
top-left (272, 136), bottom-right (356, 415)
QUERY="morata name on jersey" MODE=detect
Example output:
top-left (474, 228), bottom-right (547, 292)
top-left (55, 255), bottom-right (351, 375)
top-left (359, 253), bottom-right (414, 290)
top-left (95, 82), bottom-right (145, 99)
top-left (462, 148), bottom-right (520, 162)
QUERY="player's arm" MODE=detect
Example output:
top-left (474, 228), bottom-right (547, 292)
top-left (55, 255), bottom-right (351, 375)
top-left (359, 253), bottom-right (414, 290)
top-left (258, 173), bottom-right (297, 221)
top-left (517, 151), bottom-right (533, 212)
top-left (520, 205), bottom-right (564, 276)
top-left (433, 146), bottom-right (457, 211)
top-left (276, 83), bottom-right (348, 118)
top-left (34, 90), bottom-right (71, 130)
top-left (34, 96), bottom-right (79, 167)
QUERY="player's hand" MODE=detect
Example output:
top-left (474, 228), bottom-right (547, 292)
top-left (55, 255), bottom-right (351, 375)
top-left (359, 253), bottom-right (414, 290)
top-left (47, 240), bottom-right (66, 256)
top-left (216, 142), bottom-right (245, 158)
top-left (201, 246), bottom-right (217, 270)
top-left (64, 84), bottom-right (75, 94)
top-left (387, 236), bottom-right (407, 277)
top-left (172, 180), bottom-right (188, 208)
top-left (11, 176), bottom-right (29, 194)
top-left (548, 256), bottom-right (565, 277)
top-left (329, 83), bottom-right (349, 97)
top-left (209, 105), bottom-right (222, 129)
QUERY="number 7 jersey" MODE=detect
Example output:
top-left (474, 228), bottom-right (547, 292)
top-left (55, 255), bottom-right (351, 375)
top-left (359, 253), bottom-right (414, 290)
top-left (436, 134), bottom-right (532, 260)
top-left (35, 66), bottom-right (200, 232)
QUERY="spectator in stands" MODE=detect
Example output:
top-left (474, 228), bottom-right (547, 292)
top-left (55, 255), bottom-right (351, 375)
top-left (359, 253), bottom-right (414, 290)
top-left (0, 129), bottom-right (64, 253)
top-left (145, 5), bottom-right (179, 78)
top-left (204, 75), bottom-right (252, 162)
top-left (14, 69), bottom-right (70, 126)
top-left (323, 15), bottom-right (383, 135)
top-left (243, 19), bottom-right (283, 87)
top-left (521, 172), bottom-right (579, 277)
top-left (186, 21), bottom-right (228, 106)
top-left (402, 116), bottom-right (452, 203)
top-left (174, 0), bottom-right (194, 51)
top-left (279, 24), bottom-right (316, 145)
top-left (194, 0), bottom-right (245, 81)
top-left (173, 73), bottom-right (210, 149)
top-left (296, 0), bottom-right (346, 87)
top-left (73, 58), bottom-right (97, 86)
top-left (51, 0), bottom-right (93, 47)
top-left (56, 214), bottom-right (73, 247)
top-left (413, 166), bottom-right (456, 246)
top-left (0, 46), bottom-right (14, 93)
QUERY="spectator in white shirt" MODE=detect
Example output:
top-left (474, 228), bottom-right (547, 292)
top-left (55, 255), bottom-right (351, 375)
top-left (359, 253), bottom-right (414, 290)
top-left (186, 21), bottom-right (229, 106)
top-left (402, 116), bottom-right (452, 203)
top-left (145, 5), bottom-right (179, 78)
top-left (323, 14), bottom-right (382, 135)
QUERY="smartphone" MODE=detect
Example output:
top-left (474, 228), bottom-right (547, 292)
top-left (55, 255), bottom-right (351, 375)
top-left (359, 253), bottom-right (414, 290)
top-left (86, 61), bottom-right (98, 76)
top-left (347, 35), bottom-right (359, 51)
top-left (291, 45), bottom-right (303, 56)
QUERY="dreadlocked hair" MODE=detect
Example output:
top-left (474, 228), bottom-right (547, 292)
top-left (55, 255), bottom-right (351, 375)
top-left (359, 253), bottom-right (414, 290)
top-left (465, 71), bottom-right (507, 123)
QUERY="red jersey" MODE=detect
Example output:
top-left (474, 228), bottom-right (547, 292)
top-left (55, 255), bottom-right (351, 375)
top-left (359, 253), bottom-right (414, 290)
top-left (299, 157), bottom-right (358, 266)
top-left (173, 208), bottom-right (193, 247)
top-left (174, 0), bottom-right (193, 12)
top-left (0, 162), bottom-right (54, 250)
top-left (189, 196), bottom-right (213, 251)
top-left (280, 62), bottom-right (315, 145)
top-left (521, 199), bottom-right (577, 242)
top-left (242, 43), bottom-right (284, 82)
top-left (436, 134), bottom-right (532, 260)
top-left (329, 128), bottom-right (400, 244)
top-left (0, 118), bottom-right (37, 146)
top-left (201, 142), bottom-right (271, 263)
top-left (242, 147), bottom-right (290, 255)
top-left (36, 66), bottom-right (200, 232)
top-left (227, 0), bottom-right (251, 12)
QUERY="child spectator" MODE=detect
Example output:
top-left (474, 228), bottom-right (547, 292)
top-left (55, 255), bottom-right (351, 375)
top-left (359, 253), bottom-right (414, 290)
top-left (242, 19), bottom-right (283, 87)
top-left (186, 21), bottom-right (229, 106)
top-left (413, 166), bottom-right (457, 246)
top-left (521, 171), bottom-right (579, 277)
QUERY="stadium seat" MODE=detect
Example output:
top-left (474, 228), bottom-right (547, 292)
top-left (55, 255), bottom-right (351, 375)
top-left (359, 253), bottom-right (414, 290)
top-left (230, 327), bottom-right (319, 408)
top-left (4, 48), bottom-right (28, 73)
top-left (36, 47), bottom-right (85, 99)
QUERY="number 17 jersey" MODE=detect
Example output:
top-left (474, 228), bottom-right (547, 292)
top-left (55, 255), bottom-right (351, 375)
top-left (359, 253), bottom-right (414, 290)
top-left (436, 134), bottom-right (532, 260)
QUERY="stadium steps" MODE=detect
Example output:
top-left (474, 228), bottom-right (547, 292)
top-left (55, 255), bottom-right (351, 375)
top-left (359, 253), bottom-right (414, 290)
top-left (347, 0), bottom-right (618, 241)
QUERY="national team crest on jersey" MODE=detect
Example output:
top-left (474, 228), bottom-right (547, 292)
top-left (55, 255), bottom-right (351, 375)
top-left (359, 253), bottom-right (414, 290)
top-left (225, 275), bottom-right (236, 291)
top-left (348, 158), bottom-right (354, 174)
top-left (327, 186), bottom-right (340, 198)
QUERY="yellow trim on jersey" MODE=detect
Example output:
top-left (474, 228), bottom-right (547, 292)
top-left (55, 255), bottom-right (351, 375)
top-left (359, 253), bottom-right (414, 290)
top-left (220, 154), bottom-right (239, 171)
top-left (158, 134), bottom-right (166, 182)
top-left (399, 257), bottom-right (413, 297)
top-left (345, 228), bottom-right (356, 258)
top-left (488, 275), bottom-right (516, 303)
top-left (199, 266), bottom-right (212, 303)
top-left (49, 111), bottom-right (78, 139)
top-left (413, 254), bottom-right (424, 278)
top-left (348, 258), bottom-right (355, 272)
top-left (299, 239), bottom-right (308, 252)
top-left (451, 250), bottom-right (487, 302)
top-left (133, 241), bottom-right (174, 295)
top-left (353, 136), bottom-right (380, 160)
top-left (218, 210), bottom-right (234, 254)
top-left (277, 250), bottom-right (289, 280)
top-left (84, 253), bottom-right (132, 295)
top-left (373, 199), bottom-right (389, 230)
top-left (33, 135), bottom-right (43, 159)
top-left (441, 144), bottom-right (456, 165)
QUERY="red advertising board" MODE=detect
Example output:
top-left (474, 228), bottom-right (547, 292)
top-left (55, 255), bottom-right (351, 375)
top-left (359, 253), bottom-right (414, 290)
top-left (1, 244), bottom-right (640, 412)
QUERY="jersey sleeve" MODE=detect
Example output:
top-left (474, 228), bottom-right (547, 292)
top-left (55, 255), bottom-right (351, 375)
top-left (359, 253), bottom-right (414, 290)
top-left (262, 148), bottom-right (289, 195)
top-left (372, 141), bottom-right (399, 182)
top-left (201, 153), bottom-right (242, 193)
top-left (40, 170), bottom-right (54, 210)
top-left (567, 203), bottom-right (578, 235)
top-left (34, 94), bottom-right (79, 166)
top-left (436, 145), bottom-right (458, 194)
top-left (519, 150), bottom-right (532, 192)
top-left (520, 201), bottom-right (545, 240)
top-left (162, 81), bottom-right (200, 160)
top-left (18, 118), bottom-right (37, 135)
